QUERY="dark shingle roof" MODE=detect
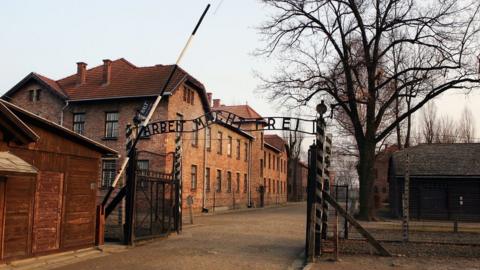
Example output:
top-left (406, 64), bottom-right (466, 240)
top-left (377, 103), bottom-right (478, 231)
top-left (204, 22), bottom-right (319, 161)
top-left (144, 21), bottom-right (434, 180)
top-left (391, 144), bottom-right (480, 177)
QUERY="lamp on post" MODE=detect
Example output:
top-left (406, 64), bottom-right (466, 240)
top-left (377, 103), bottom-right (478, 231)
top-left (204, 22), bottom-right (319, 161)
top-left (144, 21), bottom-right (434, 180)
top-left (316, 100), bottom-right (328, 117)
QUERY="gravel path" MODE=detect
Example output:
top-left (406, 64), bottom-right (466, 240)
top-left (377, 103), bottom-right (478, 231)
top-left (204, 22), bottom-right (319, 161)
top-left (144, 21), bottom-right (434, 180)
top-left (54, 203), bottom-right (307, 270)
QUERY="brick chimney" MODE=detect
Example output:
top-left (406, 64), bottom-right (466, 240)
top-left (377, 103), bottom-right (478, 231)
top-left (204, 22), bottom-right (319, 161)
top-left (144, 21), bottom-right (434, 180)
top-left (102, 59), bottom-right (112, 85)
top-left (207, 92), bottom-right (212, 107)
top-left (213, 99), bottom-right (221, 108)
top-left (76, 62), bottom-right (87, 85)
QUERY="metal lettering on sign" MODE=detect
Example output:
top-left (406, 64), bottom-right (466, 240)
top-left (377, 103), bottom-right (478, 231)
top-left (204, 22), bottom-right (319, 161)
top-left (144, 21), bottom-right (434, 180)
top-left (143, 111), bottom-right (318, 136)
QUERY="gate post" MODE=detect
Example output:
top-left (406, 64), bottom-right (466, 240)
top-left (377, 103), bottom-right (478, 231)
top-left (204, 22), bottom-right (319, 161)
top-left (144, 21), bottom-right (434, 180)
top-left (306, 144), bottom-right (317, 262)
top-left (124, 147), bottom-right (137, 245)
top-left (314, 101), bottom-right (327, 256)
top-left (321, 134), bottom-right (332, 240)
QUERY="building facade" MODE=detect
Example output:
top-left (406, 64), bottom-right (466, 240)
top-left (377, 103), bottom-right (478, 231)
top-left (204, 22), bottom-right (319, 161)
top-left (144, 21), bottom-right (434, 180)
top-left (287, 159), bottom-right (309, 202)
top-left (2, 58), bottom-right (289, 217)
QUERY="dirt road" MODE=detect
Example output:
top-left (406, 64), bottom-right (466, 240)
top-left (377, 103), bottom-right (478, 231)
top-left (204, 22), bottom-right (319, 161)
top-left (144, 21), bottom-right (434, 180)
top-left (55, 203), bottom-right (307, 270)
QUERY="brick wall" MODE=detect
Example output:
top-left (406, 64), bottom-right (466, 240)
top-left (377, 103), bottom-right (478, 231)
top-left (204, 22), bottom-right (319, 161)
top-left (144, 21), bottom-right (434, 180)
top-left (7, 78), bottom-right (290, 233)
top-left (7, 82), bottom-right (65, 124)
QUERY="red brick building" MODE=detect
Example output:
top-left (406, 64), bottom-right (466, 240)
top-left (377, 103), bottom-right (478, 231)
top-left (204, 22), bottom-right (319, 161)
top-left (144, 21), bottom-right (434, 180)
top-left (213, 104), bottom-right (289, 207)
top-left (373, 145), bottom-right (399, 207)
top-left (2, 58), bottom-right (289, 216)
top-left (287, 159), bottom-right (309, 202)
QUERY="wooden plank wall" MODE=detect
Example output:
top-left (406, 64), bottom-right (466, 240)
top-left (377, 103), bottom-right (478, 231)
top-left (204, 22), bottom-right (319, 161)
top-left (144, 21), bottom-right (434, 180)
top-left (0, 120), bottom-right (104, 261)
top-left (33, 172), bottom-right (64, 254)
top-left (3, 175), bottom-right (35, 259)
top-left (62, 157), bottom-right (97, 249)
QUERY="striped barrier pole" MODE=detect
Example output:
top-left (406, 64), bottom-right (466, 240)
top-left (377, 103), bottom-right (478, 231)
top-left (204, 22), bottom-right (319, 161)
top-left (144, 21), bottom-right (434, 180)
top-left (174, 135), bottom-right (183, 233)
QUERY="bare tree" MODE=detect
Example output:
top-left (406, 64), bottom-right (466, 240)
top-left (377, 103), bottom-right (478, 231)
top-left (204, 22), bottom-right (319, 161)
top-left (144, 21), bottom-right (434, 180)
top-left (421, 102), bottom-right (439, 144)
top-left (436, 115), bottom-right (458, 143)
top-left (284, 130), bottom-right (305, 200)
top-left (458, 106), bottom-right (476, 142)
top-left (257, 0), bottom-right (480, 220)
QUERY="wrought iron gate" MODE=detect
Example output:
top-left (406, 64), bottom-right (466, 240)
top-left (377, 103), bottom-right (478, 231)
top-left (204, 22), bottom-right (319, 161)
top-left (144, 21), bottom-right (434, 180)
top-left (134, 170), bottom-right (178, 240)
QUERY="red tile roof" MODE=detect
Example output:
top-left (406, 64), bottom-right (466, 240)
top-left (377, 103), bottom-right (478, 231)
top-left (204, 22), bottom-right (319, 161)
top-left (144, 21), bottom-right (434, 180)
top-left (34, 73), bottom-right (67, 98)
top-left (265, 134), bottom-right (286, 152)
top-left (4, 58), bottom-right (206, 104)
top-left (213, 104), bottom-right (263, 119)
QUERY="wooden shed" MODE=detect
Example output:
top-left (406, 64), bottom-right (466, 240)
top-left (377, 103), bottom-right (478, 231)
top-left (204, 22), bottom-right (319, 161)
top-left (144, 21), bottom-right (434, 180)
top-left (0, 100), bottom-right (117, 262)
top-left (389, 144), bottom-right (480, 221)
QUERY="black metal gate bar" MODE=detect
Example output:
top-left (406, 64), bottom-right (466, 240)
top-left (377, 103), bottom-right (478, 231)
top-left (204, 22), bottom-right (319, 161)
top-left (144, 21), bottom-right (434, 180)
top-left (134, 170), bottom-right (177, 241)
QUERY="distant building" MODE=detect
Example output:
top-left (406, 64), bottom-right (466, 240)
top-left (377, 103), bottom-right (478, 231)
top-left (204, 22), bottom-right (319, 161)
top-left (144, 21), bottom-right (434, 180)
top-left (389, 144), bottom-right (480, 221)
top-left (287, 159), bottom-right (308, 202)
top-left (373, 145), bottom-right (399, 208)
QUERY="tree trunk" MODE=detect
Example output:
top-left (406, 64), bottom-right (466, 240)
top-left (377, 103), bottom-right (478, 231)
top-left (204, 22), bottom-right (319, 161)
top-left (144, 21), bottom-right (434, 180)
top-left (357, 139), bottom-right (377, 221)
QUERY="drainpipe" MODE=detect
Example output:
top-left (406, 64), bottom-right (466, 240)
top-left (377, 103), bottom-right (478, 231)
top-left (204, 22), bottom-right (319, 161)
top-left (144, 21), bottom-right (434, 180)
top-left (202, 126), bottom-right (207, 211)
top-left (60, 100), bottom-right (69, 126)
top-left (247, 139), bottom-right (252, 207)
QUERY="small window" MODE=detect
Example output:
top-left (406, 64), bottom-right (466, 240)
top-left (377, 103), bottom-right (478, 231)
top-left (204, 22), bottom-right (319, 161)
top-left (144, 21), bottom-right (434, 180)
top-left (216, 170), bottom-right (222, 192)
top-left (236, 139), bottom-right (241, 160)
top-left (260, 132), bottom-right (264, 150)
top-left (217, 132), bottom-right (223, 155)
top-left (191, 165), bottom-right (197, 190)
top-left (273, 155), bottom-right (275, 170)
top-left (244, 174), bottom-right (247, 193)
top-left (264, 151), bottom-right (266, 168)
top-left (236, 173), bottom-right (240, 193)
top-left (192, 130), bottom-right (199, 147)
top-left (277, 157), bottom-right (280, 171)
top-left (184, 86), bottom-right (195, 105)
top-left (244, 142), bottom-right (248, 162)
top-left (28, 89), bottom-right (41, 102)
top-left (105, 112), bottom-right (119, 138)
top-left (227, 136), bottom-right (232, 157)
top-left (206, 127), bottom-right (211, 151)
top-left (137, 160), bottom-right (149, 171)
top-left (102, 160), bottom-right (117, 188)
top-left (73, 113), bottom-right (85, 135)
top-left (206, 168), bottom-right (211, 192)
top-left (227, 171), bottom-right (232, 193)
top-left (260, 159), bottom-right (264, 177)
top-left (268, 178), bottom-right (271, 193)
top-left (268, 153), bottom-right (271, 169)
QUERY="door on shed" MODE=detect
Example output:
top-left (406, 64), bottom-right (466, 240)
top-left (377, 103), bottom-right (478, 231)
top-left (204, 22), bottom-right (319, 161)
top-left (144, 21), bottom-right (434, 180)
top-left (3, 175), bottom-right (35, 260)
top-left (32, 171), bottom-right (64, 254)
top-left (61, 157), bottom-right (97, 249)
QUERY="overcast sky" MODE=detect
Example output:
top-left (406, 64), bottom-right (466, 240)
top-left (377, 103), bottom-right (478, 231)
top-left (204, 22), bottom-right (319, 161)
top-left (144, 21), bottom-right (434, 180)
top-left (1, 0), bottom-right (479, 142)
